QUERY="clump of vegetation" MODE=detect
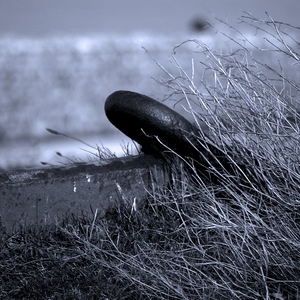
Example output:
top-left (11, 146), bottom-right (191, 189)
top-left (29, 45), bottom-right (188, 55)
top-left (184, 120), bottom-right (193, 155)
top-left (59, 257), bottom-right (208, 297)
top-left (1, 13), bottom-right (300, 299)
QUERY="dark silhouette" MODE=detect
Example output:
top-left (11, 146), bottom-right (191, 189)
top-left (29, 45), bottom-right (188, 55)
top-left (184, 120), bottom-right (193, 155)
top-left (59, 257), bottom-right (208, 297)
top-left (189, 17), bottom-right (210, 32)
top-left (105, 90), bottom-right (199, 157)
top-left (105, 90), bottom-right (264, 192)
top-left (105, 91), bottom-right (237, 175)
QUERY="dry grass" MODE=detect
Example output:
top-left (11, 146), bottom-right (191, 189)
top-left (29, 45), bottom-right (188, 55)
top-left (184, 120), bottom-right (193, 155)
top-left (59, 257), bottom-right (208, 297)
top-left (1, 13), bottom-right (300, 299)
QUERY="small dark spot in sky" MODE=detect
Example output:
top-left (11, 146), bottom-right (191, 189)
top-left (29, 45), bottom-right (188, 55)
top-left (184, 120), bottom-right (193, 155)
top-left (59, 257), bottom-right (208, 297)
top-left (189, 17), bottom-right (210, 32)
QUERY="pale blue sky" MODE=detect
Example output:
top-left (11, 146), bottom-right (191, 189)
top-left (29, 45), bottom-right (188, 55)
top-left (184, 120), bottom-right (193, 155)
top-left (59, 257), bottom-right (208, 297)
top-left (0, 0), bottom-right (298, 37)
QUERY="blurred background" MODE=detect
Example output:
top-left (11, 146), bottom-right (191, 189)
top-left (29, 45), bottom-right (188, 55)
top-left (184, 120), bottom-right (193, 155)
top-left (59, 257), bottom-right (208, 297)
top-left (0, 0), bottom-right (299, 169)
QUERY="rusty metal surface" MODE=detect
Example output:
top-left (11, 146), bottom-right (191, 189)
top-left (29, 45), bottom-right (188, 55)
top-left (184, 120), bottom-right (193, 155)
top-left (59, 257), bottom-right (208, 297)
top-left (0, 155), bottom-right (166, 235)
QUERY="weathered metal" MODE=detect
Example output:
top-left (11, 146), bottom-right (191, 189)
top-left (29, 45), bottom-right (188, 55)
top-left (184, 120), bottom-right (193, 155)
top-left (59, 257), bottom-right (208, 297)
top-left (105, 90), bottom-right (202, 158)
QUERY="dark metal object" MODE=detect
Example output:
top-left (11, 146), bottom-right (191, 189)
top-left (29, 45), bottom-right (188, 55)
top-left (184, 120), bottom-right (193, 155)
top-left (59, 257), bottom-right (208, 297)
top-left (105, 90), bottom-right (232, 169)
top-left (105, 90), bottom-right (200, 158)
top-left (104, 90), bottom-right (264, 192)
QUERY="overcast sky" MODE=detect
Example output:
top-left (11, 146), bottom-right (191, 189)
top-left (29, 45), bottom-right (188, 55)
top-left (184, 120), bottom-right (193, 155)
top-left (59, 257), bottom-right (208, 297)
top-left (0, 0), bottom-right (298, 37)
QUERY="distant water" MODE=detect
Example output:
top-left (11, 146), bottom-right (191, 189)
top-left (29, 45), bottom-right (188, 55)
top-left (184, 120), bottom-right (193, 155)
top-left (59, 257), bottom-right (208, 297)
top-left (1, 29), bottom-right (298, 170)
top-left (0, 133), bottom-right (137, 170)
top-left (0, 32), bottom-right (213, 170)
